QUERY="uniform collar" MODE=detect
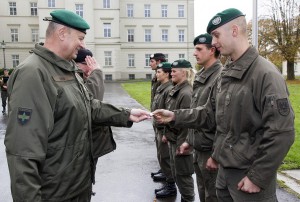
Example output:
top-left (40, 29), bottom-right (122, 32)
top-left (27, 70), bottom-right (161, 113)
top-left (157, 80), bottom-right (172, 93)
top-left (169, 80), bottom-right (189, 96)
top-left (195, 60), bottom-right (222, 84)
top-left (33, 43), bottom-right (78, 72)
top-left (223, 46), bottom-right (258, 79)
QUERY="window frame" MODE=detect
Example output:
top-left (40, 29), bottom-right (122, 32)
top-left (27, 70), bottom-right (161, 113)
top-left (11, 28), bottom-right (18, 42)
top-left (30, 2), bottom-right (38, 16)
top-left (104, 51), bottom-right (112, 66)
top-left (127, 4), bottom-right (134, 17)
top-left (178, 5), bottom-right (184, 17)
top-left (103, 23), bottom-right (111, 38)
top-left (144, 4), bottom-right (150, 17)
top-left (9, 2), bottom-right (17, 15)
top-left (75, 4), bottom-right (84, 17)
top-left (161, 5), bottom-right (168, 17)
top-left (145, 29), bottom-right (151, 42)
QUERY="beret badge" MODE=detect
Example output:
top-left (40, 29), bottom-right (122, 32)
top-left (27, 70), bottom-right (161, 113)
top-left (212, 17), bottom-right (221, 25)
top-left (198, 37), bottom-right (207, 43)
top-left (172, 62), bottom-right (178, 66)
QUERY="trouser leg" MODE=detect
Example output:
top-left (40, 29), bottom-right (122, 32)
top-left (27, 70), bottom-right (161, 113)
top-left (170, 143), bottom-right (195, 202)
top-left (194, 150), bottom-right (218, 202)
top-left (157, 133), bottom-right (173, 183)
top-left (216, 166), bottom-right (278, 202)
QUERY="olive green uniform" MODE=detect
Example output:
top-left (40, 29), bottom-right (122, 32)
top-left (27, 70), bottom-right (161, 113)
top-left (5, 44), bottom-right (132, 201)
top-left (186, 61), bottom-right (222, 202)
top-left (151, 80), bottom-right (173, 183)
top-left (84, 69), bottom-right (116, 182)
top-left (165, 80), bottom-right (194, 201)
top-left (171, 47), bottom-right (295, 201)
top-left (151, 75), bottom-right (163, 171)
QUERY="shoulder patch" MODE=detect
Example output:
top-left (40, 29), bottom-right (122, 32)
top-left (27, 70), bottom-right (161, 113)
top-left (276, 98), bottom-right (290, 116)
top-left (17, 108), bottom-right (32, 125)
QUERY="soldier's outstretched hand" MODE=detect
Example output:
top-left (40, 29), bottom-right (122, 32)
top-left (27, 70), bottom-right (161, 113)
top-left (152, 109), bottom-right (175, 124)
top-left (129, 109), bottom-right (151, 122)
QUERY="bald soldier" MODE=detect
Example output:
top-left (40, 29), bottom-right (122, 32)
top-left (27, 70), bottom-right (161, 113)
top-left (153, 8), bottom-right (294, 202)
top-left (5, 10), bottom-right (150, 201)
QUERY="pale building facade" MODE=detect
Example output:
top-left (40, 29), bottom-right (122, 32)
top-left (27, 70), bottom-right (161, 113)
top-left (0, 0), bottom-right (195, 80)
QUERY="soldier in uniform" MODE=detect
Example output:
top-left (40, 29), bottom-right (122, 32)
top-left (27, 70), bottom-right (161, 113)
top-left (5, 10), bottom-right (149, 202)
top-left (0, 68), bottom-right (9, 114)
top-left (75, 49), bottom-right (116, 196)
top-left (178, 33), bottom-right (222, 202)
top-left (153, 8), bottom-right (295, 202)
top-left (151, 62), bottom-right (176, 197)
top-left (156, 59), bottom-right (195, 201)
top-left (149, 53), bottom-right (168, 181)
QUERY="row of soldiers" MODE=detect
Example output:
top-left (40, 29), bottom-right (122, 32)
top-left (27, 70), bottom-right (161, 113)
top-left (149, 8), bottom-right (295, 202)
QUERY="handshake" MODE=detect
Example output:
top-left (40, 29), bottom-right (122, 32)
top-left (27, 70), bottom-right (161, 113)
top-left (129, 109), bottom-right (174, 124)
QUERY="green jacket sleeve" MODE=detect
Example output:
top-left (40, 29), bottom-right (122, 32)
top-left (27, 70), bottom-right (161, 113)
top-left (5, 66), bottom-right (54, 201)
top-left (91, 99), bottom-right (133, 127)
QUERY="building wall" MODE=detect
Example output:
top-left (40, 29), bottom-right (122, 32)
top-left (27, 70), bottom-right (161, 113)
top-left (0, 0), bottom-right (195, 80)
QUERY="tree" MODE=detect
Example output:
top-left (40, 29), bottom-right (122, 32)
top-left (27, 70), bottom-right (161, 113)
top-left (264, 0), bottom-right (300, 80)
top-left (248, 19), bottom-right (285, 72)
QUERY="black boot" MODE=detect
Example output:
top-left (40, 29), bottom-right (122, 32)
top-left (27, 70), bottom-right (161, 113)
top-left (153, 172), bottom-right (166, 182)
top-left (154, 183), bottom-right (166, 193)
top-left (151, 169), bottom-right (162, 177)
top-left (156, 182), bottom-right (177, 198)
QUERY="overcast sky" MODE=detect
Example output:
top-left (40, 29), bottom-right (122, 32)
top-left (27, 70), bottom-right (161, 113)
top-left (194, 0), bottom-right (254, 35)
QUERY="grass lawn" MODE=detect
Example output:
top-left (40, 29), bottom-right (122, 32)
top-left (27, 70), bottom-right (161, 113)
top-left (122, 80), bottom-right (300, 170)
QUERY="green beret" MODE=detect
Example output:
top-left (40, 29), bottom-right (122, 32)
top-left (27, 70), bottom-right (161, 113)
top-left (157, 62), bottom-right (172, 69)
top-left (193, 33), bottom-right (212, 46)
top-left (207, 8), bottom-right (245, 34)
top-left (44, 9), bottom-right (90, 34)
top-left (150, 53), bottom-right (166, 61)
top-left (171, 59), bottom-right (192, 69)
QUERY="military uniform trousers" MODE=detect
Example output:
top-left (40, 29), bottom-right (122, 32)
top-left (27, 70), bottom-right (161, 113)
top-left (155, 131), bottom-right (174, 182)
top-left (194, 150), bottom-right (218, 202)
top-left (169, 142), bottom-right (195, 201)
top-left (216, 166), bottom-right (277, 202)
top-left (65, 184), bottom-right (92, 202)
top-left (1, 90), bottom-right (8, 110)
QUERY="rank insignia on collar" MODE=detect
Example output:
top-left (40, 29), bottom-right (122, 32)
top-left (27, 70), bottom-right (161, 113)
top-left (17, 108), bottom-right (32, 125)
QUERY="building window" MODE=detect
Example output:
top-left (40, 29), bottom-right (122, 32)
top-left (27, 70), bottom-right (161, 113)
top-left (145, 54), bottom-right (151, 67)
top-left (144, 4), bottom-right (150, 17)
top-left (103, 23), bottom-right (111, 38)
top-left (105, 74), bottom-right (112, 81)
top-left (30, 2), bottom-right (37, 16)
top-left (162, 29), bottom-right (168, 42)
top-left (48, 0), bottom-right (55, 8)
top-left (104, 51), bottom-right (112, 66)
top-left (128, 29), bottom-right (134, 42)
top-left (178, 5), bottom-right (184, 17)
top-left (11, 29), bottom-right (18, 42)
top-left (128, 54), bottom-right (135, 67)
top-left (103, 0), bottom-right (110, 8)
top-left (32, 29), bottom-right (39, 42)
top-left (9, 2), bottom-right (17, 15)
top-left (179, 54), bottom-right (185, 59)
top-left (145, 29), bottom-right (151, 42)
top-left (129, 74), bottom-right (135, 80)
top-left (161, 5), bottom-right (167, 17)
top-left (164, 54), bottom-right (169, 62)
top-left (75, 4), bottom-right (83, 17)
top-left (179, 29), bottom-right (185, 42)
top-left (127, 4), bottom-right (133, 17)
top-left (146, 74), bottom-right (152, 79)
top-left (12, 55), bottom-right (19, 67)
